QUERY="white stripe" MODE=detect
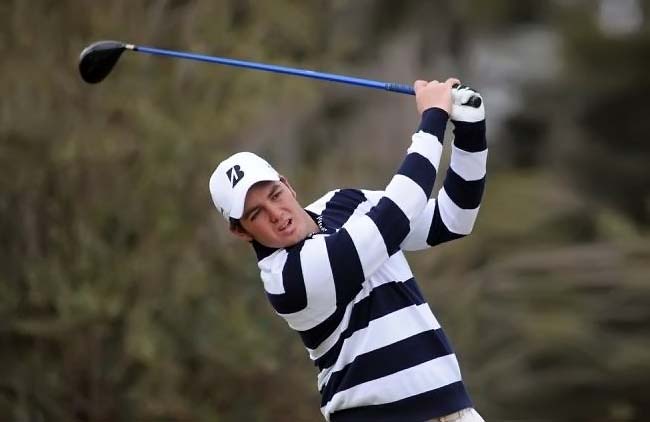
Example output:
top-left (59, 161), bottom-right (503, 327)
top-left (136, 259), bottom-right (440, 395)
top-left (437, 189), bottom-right (479, 235)
top-left (349, 195), bottom-right (372, 222)
top-left (345, 214), bottom-right (389, 280)
top-left (354, 193), bottom-right (377, 213)
top-left (280, 236), bottom-right (337, 331)
top-left (385, 174), bottom-right (428, 220)
top-left (321, 354), bottom-right (462, 416)
top-left (317, 304), bottom-right (440, 390)
top-left (408, 131), bottom-right (443, 169)
top-left (401, 199), bottom-right (436, 251)
top-left (450, 146), bottom-right (487, 181)
top-left (370, 252), bottom-right (414, 284)
top-left (305, 189), bottom-right (338, 215)
top-left (259, 250), bottom-right (288, 294)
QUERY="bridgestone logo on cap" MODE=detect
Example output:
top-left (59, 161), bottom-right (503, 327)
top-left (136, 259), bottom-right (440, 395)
top-left (226, 165), bottom-right (244, 187)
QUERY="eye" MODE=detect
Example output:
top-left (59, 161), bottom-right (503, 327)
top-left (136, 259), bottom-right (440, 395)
top-left (249, 210), bottom-right (259, 221)
top-left (272, 189), bottom-right (282, 200)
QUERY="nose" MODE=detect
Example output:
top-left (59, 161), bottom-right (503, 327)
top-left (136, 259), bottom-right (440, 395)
top-left (267, 204), bottom-right (282, 223)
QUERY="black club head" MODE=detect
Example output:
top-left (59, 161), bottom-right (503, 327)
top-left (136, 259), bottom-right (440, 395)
top-left (79, 40), bottom-right (127, 84)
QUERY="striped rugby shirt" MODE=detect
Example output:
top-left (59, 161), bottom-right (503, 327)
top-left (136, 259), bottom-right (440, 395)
top-left (252, 107), bottom-right (487, 421)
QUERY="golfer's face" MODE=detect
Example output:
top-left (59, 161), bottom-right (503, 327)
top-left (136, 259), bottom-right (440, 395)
top-left (239, 180), bottom-right (308, 248)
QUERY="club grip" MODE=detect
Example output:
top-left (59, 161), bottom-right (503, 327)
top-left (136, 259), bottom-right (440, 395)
top-left (386, 83), bottom-right (415, 95)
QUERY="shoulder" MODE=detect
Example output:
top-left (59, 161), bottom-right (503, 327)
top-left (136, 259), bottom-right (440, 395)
top-left (305, 188), bottom-right (383, 214)
top-left (257, 244), bottom-right (299, 295)
top-left (305, 189), bottom-right (339, 214)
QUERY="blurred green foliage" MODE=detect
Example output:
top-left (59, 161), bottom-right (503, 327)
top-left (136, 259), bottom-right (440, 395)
top-left (1, 0), bottom-right (649, 421)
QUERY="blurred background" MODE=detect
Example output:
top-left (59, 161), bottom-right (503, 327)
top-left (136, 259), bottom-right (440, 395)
top-left (1, 0), bottom-right (649, 420)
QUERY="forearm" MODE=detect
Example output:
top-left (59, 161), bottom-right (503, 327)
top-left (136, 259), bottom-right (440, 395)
top-left (363, 107), bottom-right (447, 253)
top-left (427, 118), bottom-right (487, 246)
top-left (452, 119), bottom-right (487, 154)
top-left (384, 107), bottom-right (447, 215)
top-left (445, 119), bottom-right (487, 212)
top-left (401, 114), bottom-right (487, 250)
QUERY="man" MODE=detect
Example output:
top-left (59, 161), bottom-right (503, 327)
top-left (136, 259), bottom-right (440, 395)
top-left (209, 78), bottom-right (487, 422)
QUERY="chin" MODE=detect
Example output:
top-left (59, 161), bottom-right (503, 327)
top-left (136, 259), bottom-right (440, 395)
top-left (276, 233), bottom-right (305, 249)
top-left (259, 237), bottom-right (294, 249)
top-left (279, 237), bottom-right (301, 249)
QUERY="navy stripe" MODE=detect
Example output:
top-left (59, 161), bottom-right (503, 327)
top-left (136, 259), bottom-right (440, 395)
top-left (253, 240), bottom-right (277, 261)
top-left (322, 189), bottom-right (366, 231)
top-left (443, 168), bottom-right (485, 209)
top-left (299, 305), bottom-right (346, 350)
top-left (435, 327), bottom-right (456, 357)
top-left (326, 229), bottom-right (365, 306)
top-left (265, 242), bottom-right (307, 314)
top-left (330, 381), bottom-right (472, 422)
top-left (418, 107), bottom-right (449, 142)
top-left (366, 197), bottom-right (410, 256)
top-left (315, 278), bottom-right (425, 370)
top-left (321, 329), bottom-right (455, 405)
top-left (396, 152), bottom-right (437, 198)
top-left (426, 205), bottom-right (464, 247)
top-left (452, 120), bottom-right (487, 153)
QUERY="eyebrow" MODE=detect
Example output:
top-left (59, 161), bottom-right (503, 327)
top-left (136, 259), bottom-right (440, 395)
top-left (242, 206), bottom-right (259, 221)
top-left (268, 183), bottom-right (282, 198)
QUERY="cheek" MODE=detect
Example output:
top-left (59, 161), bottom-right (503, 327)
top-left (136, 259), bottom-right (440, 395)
top-left (284, 196), bottom-right (301, 211)
top-left (250, 219), bottom-right (275, 238)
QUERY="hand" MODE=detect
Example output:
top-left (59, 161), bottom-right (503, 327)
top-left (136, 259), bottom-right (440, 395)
top-left (413, 78), bottom-right (459, 116)
top-left (451, 84), bottom-right (485, 122)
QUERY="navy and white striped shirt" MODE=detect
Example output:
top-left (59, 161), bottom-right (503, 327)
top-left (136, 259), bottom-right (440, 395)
top-left (253, 108), bottom-right (487, 421)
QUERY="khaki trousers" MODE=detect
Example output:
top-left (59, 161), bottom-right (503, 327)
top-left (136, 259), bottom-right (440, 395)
top-left (427, 408), bottom-right (485, 422)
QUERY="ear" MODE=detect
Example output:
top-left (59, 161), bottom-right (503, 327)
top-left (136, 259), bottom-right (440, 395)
top-left (229, 222), bottom-right (254, 242)
top-left (279, 175), bottom-right (297, 198)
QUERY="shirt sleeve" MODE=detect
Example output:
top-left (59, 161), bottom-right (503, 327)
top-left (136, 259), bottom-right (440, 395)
top-left (263, 108), bottom-right (448, 330)
top-left (401, 119), bottom-right (488, 251)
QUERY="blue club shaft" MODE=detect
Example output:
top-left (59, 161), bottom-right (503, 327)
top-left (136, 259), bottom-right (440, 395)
top-left (130, 44), bottom-right (415, 96)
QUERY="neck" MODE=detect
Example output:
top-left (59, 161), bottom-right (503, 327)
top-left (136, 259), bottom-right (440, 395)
top-left (303, 209), bottom-right (320, 236)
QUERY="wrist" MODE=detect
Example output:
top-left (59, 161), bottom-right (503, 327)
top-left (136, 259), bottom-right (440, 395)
top-left (419, 107), bottom-right (449, 142)
top-left (452, 120), bottom-right (487, 152)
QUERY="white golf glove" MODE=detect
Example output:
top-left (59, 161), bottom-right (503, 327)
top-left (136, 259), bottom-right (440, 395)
top-left (451, 84), bottom-right (485, 123)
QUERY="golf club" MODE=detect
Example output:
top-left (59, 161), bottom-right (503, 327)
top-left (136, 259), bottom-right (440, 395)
top-left (79, 40), bottom-right (481, 107)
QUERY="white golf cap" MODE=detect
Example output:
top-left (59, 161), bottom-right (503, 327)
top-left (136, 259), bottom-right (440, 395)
top-left (209, 152), bottom-right (280, 220)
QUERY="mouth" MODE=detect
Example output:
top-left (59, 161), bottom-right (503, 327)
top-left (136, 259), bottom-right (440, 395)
top-left (278, 218), bottom-right (293, 233)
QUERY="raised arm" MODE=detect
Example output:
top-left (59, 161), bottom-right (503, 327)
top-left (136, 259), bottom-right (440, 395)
top-left (263, 79), bottom-right (458, 329)
top-left (401, 84), bottom-right (487, 251)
